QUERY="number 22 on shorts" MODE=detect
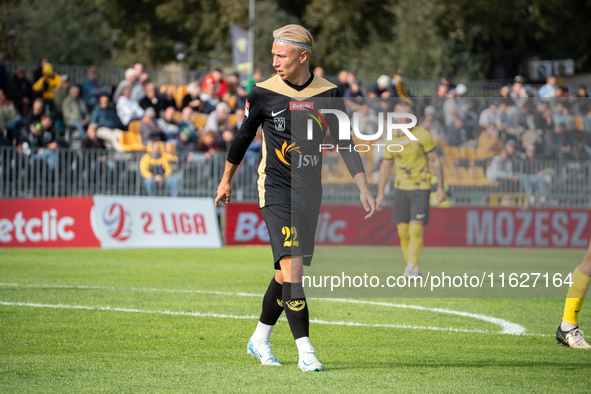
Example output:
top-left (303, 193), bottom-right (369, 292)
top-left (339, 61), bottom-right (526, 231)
top-left (282, 226), bottom-right (299, 247)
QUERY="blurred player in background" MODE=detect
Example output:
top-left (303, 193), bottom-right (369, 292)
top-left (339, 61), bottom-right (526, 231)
top-left (556, 239), bottom-right (591, 349)
top-left (376, 102), bottom-right (446, 277)
top-left (215, 24), bottom-right (375, 371)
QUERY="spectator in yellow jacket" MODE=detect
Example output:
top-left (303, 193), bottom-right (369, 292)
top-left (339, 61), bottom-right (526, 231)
top-left (140, 141), bottom-right (178, 197)
top-left (32, 63), bottom-right (60, 100)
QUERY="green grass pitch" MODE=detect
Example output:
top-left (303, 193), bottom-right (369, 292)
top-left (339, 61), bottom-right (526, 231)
top-left (1, 247), bottom-right (591, 393)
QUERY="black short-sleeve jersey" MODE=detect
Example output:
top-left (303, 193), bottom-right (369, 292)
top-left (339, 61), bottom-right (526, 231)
top-left (227, 73), bottom-right (364, 213)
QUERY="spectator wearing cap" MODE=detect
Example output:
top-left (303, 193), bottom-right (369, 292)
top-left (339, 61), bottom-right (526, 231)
top-left (391, 70), bottom-right (410, 103)
top-left (113, 68), bottom-right (137, 104)
top-left (62, 85), bottom-right (90, 139)
top-left (90, 93), bottom-right (124, 151)
top-left (504, 139), bottom-right (526, 160)
top-left (82, 66), bottom-right (108, 110)
top-left (53, 75), bottom-right (69, 114)
top-left (116, 85), bottom-right (144, 126)
top-left (139, 107), bottom-right (165, 144)
top-left (178, 107), bottom-right (199, 136)
top-left (139, 81), bottom-right (165, 117)
top-left (176, 123), bottom-right (199, 152)
top-left (447, 117), bottom-right (472, 147)
top-left (7, 68), bottom-right (33, 116)
top-left (32, 62), bottom-right (60, 101)
top-left (538, 75), bottom-right (558, 98)
top-left (419, 105), bottom-right (445, 142)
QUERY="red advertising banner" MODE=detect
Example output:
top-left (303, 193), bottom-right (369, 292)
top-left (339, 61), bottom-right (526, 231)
top-left (0, 197), bottom-right (100, 247)
top-left (225, 203), bottom-right (591, 248)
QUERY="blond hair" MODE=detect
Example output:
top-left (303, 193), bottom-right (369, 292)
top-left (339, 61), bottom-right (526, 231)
top-left (273, 24), bottom-right (314, 55)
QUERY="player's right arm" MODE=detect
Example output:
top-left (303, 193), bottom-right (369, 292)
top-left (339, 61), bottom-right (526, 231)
top-left (376, 158), bottom-right (393, 211)
top-left (215, 88), bottom-right (263, 207)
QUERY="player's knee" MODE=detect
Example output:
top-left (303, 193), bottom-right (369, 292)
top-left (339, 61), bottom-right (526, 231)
top-left (397, 223), bottom-right (410, 242)
top-left (409, 223), bottom-right (424, 242)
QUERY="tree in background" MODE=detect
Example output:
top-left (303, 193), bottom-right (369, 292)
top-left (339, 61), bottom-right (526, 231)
top-left (1, 0), bottom-right (590, 80)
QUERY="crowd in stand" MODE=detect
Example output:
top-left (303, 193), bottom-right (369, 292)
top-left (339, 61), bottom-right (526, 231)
top-left (1, 52), bottom-right (591, 197)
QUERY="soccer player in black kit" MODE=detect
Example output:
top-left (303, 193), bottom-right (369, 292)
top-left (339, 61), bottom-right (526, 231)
top-left (215, 24), bottom-right (375, 371)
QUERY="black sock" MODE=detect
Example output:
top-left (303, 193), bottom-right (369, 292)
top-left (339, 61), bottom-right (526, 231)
top-left (282, 282), bottom-right (309, 340)
top-left (259, 276), bottom-right (284, 326)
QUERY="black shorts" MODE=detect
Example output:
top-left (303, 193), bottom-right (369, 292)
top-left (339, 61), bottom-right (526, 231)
top-left (392, 189), bottom-right (431, 224)
top-left (260, 204), bottom-right (318, 270)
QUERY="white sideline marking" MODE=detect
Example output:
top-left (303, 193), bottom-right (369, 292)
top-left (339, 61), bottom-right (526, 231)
top-left (0, 301), bottom-right (491, 334)
top-left (0, 283), bottom-right (526, 335)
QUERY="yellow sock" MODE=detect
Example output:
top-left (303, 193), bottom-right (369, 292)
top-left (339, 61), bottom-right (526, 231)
top-left (562, 267), bottom-right (591, 325)
top-left (408, 223), bottom-right (424, 270)
top-left (397, 224), bottom-right (410, 264)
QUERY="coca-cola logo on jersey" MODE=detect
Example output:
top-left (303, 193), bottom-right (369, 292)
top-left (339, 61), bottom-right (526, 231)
top-left (103, 203), bottom-right (132, 241)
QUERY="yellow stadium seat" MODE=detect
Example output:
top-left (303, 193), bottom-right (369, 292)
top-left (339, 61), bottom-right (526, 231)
top-left (160, 84), bottom-right (177, 95)
top-left (119, 131), bottom-right (145, 151)
top-left (172, 111), bottom-right (183, 123)
top-left (227, 95), bottom-right (237, 111)
top-left (456, 166), bottom-right (468, 185)
top-left (460, 146), bottom-right (476, 160)
top-left (438, 139), bottom-right (448, 150)
top-left (128, 120), bottom-right (140, 136)
top-left (572, 115), bottom-right (584, 131)
top-left (443, 146), bottom-right (460, 159)
top-left (190, 113), bottom-right (207, 131)
top-left (229, 114), bottom-right (237, 127)
top-left (176, 85), bottom-right (188, 108)
top-left (165, 141), bottom-right (178, 162)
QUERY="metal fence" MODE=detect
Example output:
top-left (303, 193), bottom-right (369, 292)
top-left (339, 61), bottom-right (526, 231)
top-left (1, 146), bottom-right (590, 207)
top-left (5, 61), bottom-right (543, 97)
top-left (5, 62), bottom-right (198, 89)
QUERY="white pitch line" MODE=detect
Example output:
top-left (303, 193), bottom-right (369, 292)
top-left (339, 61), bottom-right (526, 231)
top-left (0, 301), bottom-right (493, 335)
top-left (0, 283), bottom-right (527, 335)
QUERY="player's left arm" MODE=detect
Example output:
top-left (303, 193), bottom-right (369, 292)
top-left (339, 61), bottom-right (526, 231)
top-left (426, 150), bottom-right (446, 203)
top-left (327, 97), bottom-right (375, 219)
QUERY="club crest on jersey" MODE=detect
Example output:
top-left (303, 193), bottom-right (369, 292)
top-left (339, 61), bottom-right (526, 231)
top-left (274, 117), bottom-right (285, 131)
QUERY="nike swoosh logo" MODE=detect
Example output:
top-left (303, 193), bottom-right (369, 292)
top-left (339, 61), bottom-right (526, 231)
top-left (271, 109), bottom-right (286, 117)
top-left (417, 214), bottom-right (425, 218)
top-left (302, 359), bottom-right (311, 366)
